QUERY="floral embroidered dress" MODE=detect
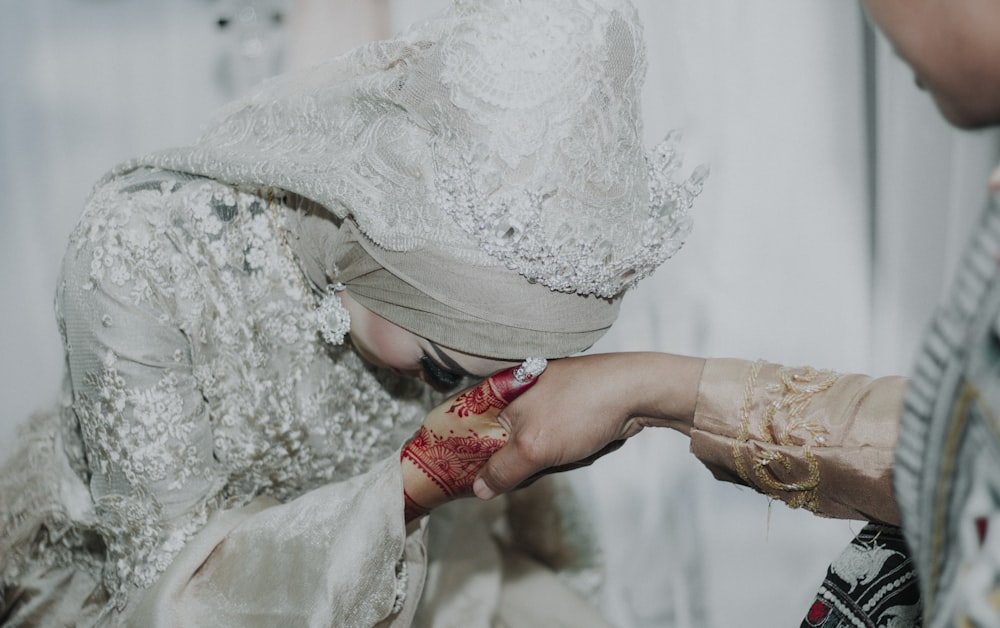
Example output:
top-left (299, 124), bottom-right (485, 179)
top-left (0, 167), bottom-right (605, 627)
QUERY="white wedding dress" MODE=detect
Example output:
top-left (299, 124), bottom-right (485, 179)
top-left (0, 168), bottom-right (604, 627)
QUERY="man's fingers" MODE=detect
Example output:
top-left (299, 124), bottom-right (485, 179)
top-left (535, 439), bottom-right (627, 476)
top-left (442, 359), bottom-right (546, 420)
top-left (476, 429), bottom-right (632, 499)
top-left (509, 438), bottom-right (629, 490)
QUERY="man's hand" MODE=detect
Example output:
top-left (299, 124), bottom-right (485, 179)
top-left (473, 352), bottom-right (705, 500)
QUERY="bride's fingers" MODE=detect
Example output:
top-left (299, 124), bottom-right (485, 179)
top-left (442, 358), bottom-right (547, 419)
top-left (488, 357), bottom-right (548, 404)
top-left (400, 359), bottom-right (548, 521)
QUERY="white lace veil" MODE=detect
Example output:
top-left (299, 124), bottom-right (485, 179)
top-left (108, 0), bottom-right (705, 356)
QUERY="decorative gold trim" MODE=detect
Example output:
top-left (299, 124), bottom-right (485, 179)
top-left (734, 361), bottom-right (838, 513)
top-left (733, 360), bottom-right (763, 487)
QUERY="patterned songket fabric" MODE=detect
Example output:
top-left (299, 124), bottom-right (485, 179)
top-left (801, 524), bottom-right (922, 627)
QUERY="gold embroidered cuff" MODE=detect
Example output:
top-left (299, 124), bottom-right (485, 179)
top-left (690, 358), bottom-right (906, 524)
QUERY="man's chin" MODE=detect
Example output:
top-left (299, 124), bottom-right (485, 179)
top-left (936, 96), bottom-right (1000, 131)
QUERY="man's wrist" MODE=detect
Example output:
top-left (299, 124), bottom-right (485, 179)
top-left (629, 352), bottom-right (705, 436)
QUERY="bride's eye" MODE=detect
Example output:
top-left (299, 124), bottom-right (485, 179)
top-left (420, 353), bottom-right (463, 392)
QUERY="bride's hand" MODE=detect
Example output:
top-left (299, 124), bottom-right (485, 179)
top-left (400, 359), bottom-right (545, 522)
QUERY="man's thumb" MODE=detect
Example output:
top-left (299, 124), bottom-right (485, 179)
top-left (473, 441), bottom-right (525, 500)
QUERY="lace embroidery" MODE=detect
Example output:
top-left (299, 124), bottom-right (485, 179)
top-left (93, 493), bottom-right (212, 607)
top-left (78, 355), bottom-right (205, 490)
top-left (3, 169), bottom-right (430, 613)
top-left (120, 0), bottom-right (704, 298)
top-left (734, 361), bottom-right (839, 513)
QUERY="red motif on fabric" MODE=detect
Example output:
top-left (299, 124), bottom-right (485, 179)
top-left (401, 426), bottom-right (507, 498)
top-left (806, 600), bottom-right (831, 625)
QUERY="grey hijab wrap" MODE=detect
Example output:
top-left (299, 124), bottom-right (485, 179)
top-left (340, 231), bottom-right (618, 360)
top-left (287, 208), bottom-right (618, 360)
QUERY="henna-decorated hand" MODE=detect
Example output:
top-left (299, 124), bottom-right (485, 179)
top-left (472, 352), bottom-right (706, 500)
top-left (400, 359), bottom-right (546, 522)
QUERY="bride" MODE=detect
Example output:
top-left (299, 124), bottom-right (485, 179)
top-left (0, 0), bottom-right (704, 625)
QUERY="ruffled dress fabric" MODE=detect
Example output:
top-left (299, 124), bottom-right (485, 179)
top-left (0, 168), bottom-right (605, 627)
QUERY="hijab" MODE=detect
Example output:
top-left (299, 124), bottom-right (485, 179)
top-left (108, 0), bottom-right (704, 358)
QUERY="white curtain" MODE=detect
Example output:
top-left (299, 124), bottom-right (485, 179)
top-left (868, 34), bottom-right (1000, 376)
top-left (1, 1), bottom-right (997, 626)
top-left (0, 0), bottom-right (241, 456)
top-left (588, 3), bottom-right (871, 625)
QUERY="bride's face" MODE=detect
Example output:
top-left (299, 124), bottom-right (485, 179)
top-left (339, 290), bottom-right (521, 392)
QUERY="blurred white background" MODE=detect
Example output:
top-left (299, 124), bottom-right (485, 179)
top-left (1, 1), bottom-right (998, 626)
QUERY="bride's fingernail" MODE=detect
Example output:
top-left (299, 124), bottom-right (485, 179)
top-left (492, 358), bottom-right (547, 403)
top-left (513, 357), bottom-right (547, 383)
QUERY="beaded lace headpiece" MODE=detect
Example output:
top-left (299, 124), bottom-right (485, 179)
top-left (122, 0), bottom-right (706, 299)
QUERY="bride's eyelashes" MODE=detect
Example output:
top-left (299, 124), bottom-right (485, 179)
top-left (420, 353), bottom-right (464, 392)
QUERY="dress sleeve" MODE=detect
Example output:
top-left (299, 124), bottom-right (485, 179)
top-left (689, 358), bottom-right (906, 524)
top-left (59, 194), bottom-right (225, 603)
top-left (58, 183), bottom-right (422, 625)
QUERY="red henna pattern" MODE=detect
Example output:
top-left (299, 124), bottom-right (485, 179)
top-left (446, 368), bottom-right (537, 417)
top-left (401, 426), bottom-right (507, 498)
top-left (447, 380), bottom-right (506, 417)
